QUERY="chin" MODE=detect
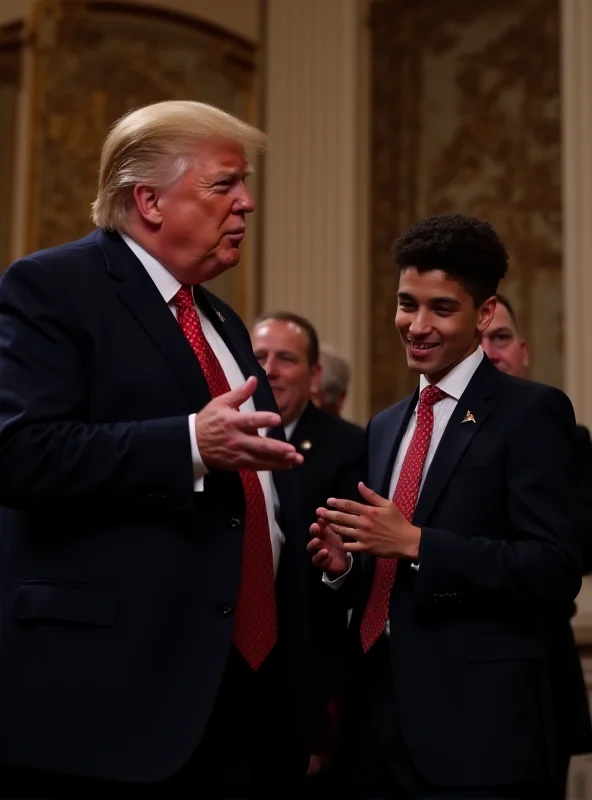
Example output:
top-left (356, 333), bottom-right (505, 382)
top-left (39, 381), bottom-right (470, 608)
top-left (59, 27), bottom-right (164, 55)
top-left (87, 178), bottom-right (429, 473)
top-left (407, 359), bottom-right (423, 374)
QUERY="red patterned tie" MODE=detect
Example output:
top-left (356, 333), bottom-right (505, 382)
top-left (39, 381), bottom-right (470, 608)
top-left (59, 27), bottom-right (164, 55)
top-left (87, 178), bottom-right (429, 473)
top-left (174, 286), bottom-right (277, 670)
top-left (360, 384), bottom-right (446, 652)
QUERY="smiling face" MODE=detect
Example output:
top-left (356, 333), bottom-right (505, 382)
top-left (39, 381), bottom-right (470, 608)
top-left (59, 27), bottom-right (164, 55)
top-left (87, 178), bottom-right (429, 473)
top-left (129, 138), bottom-right (255, 284)
top-left (252, 319), bottom-right (321, 426)
top-left (395, 267), bottom-right (496, 383)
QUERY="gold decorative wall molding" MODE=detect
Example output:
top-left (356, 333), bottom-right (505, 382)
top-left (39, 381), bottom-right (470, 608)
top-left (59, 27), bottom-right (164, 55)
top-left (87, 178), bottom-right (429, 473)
top-left (0, 21), bottom-right (24, 268)
top-left (16, 0), bottom-right (258, 314)
top-left (369, 0), bottom-right (561, 414)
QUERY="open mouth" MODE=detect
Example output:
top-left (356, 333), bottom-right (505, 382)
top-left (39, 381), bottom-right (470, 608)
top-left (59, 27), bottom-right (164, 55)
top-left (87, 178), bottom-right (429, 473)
top-left (408, 341), bottom-right (440, 358)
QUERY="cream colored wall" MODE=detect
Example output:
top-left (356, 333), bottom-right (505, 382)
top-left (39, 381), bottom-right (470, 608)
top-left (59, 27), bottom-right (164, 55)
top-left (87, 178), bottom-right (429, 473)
top-left (562, 0), bottom-right (592, 673)
top-left (262, 0), bottom-right (370, 424)
top-left (0, 0), bottom-right (259, 40)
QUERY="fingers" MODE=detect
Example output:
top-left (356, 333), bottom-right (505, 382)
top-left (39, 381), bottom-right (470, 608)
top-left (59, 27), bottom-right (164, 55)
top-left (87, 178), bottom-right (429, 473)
top-left (357, 482), bottom-right (390, 507)
top-left (241, 434), bottom-right (303, 469)
top-left (310, 548), bottom-right (333, 569)
top-left (218, 376), bottom-right (259, 409)
top-left (235, 410), bottom-right (283, 431)
top-left (317, 507), bottom-right (360, 528)
top-left (326, 497), bottom-right (365, 515)
top-left (342, 541), bottom-right (367, 553)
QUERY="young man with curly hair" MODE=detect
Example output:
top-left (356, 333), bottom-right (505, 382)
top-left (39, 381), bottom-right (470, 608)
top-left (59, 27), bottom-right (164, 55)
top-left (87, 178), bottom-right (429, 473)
top-left (309, 214), bottom-right (581, 798)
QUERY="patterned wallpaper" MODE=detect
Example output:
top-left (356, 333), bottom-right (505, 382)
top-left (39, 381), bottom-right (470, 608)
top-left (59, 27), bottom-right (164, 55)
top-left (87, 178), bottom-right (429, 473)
top-left (22, 0), bottom-right (256, 314)
top-left (369, 0), bottom-right (561, 413)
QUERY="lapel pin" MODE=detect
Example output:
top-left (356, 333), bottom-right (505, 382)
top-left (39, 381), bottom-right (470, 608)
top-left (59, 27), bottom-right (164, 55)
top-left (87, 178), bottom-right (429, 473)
top-left (462, 410), bottom-right (476, 424)
top-left (300, 440), bottom-right (312, 451)
top-left (215, 309), bottom-right (225, 323)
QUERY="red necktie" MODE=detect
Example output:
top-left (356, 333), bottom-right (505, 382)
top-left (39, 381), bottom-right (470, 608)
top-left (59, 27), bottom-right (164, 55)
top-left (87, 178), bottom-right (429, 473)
top-left (174, 286), bottom-right (277, 670)
top-left (360, 384), bottom-right (446, 652)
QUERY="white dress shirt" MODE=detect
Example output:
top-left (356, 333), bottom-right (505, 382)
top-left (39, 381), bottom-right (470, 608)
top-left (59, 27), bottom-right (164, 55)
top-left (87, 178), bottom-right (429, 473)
top-left (388, 346), bottom-right (484, 499)
top-left (324, 347), bottom-right (484, 593)
top-left (284, 418), bottom-right (298, 442)
top-left (120, 233), bottom-right (284, 575)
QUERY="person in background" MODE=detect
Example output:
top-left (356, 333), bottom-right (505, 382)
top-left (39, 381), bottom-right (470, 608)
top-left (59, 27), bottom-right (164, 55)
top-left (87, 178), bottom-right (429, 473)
top-left (481, 292), bottom-right (592, 798)
top-left (0, 100), bottom-right (313, 798)
top-left (309, 213), bottom-right (581, 799)
top-left (251, 312), bottom-right (365, 792)
top-left (311, 343), bottom-right (352, 417)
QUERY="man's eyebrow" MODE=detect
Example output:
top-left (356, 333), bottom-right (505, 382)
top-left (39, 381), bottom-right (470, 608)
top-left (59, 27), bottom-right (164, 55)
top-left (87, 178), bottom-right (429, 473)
top-left (397, 292), bottom-right (461, 306)
top-left (212, 165), bottom-right (254, 181)
top-left (430, 296), bottom-right (461, 306)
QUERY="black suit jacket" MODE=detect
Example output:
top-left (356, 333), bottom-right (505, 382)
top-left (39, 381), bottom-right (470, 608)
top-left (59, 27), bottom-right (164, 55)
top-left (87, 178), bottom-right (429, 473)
top-left (548, 422), bottom-right (592, 758)
top-left (0, 230), bottom-right (312, 783)
top-left (576, 424), bottom-right (592, 574)
top-left (346, 357), bottom-right (582, 788)
top-left (288, 403), bottom-right (365, 710)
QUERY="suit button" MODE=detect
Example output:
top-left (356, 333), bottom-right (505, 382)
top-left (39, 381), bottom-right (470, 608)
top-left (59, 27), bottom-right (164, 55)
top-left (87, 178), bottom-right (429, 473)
top-left (229, 517), bottom-right (241, 528)
top-left (218, 604), bottom-right (234, 617)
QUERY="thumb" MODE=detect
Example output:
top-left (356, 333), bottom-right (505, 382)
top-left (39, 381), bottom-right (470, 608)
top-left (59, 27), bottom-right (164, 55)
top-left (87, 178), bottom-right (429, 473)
top-left (358, 481), bottom-right (390, 507)
top-left (219, 375), bottom-right (258, 409)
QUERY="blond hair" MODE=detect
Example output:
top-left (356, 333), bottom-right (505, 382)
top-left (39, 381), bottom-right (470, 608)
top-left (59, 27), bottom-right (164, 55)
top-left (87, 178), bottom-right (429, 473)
top-left (91, 100), bottom-right (268, 231)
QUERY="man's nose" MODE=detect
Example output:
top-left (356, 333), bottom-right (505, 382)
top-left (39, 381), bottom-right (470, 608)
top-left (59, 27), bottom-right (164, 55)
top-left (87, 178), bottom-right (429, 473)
top-left (482, 344), bottom-right (498, 362)
top-left (408, 314), bottom-right (431, 335)
top-left (263, 355), bottom-right (278, 375)
top-left (236, 185), bottom-right (255, 214)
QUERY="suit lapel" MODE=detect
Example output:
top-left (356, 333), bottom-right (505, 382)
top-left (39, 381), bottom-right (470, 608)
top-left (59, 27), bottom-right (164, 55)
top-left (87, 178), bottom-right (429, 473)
top-left (287, 402), bottom-right (319, 458)
top-left (370, 391), bottom-right (418, 498)
top-left (195, 286), bottom-right (272, 413)
top-left (413, 358), bottom-right (498, 526)
top-left (98, 230), bottom-right (211, 408)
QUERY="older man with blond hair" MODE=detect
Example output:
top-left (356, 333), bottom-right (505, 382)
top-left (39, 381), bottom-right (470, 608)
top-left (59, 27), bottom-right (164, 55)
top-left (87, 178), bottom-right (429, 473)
top-left (0, 101), bottom-right (313, 797)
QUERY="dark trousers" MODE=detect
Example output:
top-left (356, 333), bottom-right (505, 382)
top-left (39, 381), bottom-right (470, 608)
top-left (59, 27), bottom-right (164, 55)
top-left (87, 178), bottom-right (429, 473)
top-left (0, 647), bottom-right (304, 799)
top-left (344, 637), bottom-right (555, 800)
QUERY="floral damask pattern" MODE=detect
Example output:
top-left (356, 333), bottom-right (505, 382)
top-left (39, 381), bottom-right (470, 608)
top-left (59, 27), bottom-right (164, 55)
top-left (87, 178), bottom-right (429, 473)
top-left (369, 0), bottom-right (561, 412)
top-left (24, 0), bottom-right (255, 310)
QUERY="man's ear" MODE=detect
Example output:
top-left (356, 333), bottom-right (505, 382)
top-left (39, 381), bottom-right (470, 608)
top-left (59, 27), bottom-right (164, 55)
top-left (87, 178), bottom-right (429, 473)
top-left (477, 295), bottom-right (496, 334)
top-left (132, 184), bottom-right (163, 226)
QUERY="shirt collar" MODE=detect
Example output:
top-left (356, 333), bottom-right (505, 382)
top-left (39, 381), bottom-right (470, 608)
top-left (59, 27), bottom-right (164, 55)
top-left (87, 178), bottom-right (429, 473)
top-left (120, 232), bottom-right (181, 304)
top-left (284, 418), bottom-right (299, 441)
top-left (418, 346), bottom-right (484, 402)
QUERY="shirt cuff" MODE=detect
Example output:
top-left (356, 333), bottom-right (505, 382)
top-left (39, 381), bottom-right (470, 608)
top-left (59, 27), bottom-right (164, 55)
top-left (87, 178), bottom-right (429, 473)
top-left (188, 414), bottom-right (209, 492)
top-left (322, 553), bottom-right (354, 590)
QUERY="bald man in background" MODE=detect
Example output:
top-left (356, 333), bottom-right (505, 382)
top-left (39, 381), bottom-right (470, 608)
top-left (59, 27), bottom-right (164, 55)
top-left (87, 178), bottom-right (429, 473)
top-left (482, 293), bottom-right (592, 798)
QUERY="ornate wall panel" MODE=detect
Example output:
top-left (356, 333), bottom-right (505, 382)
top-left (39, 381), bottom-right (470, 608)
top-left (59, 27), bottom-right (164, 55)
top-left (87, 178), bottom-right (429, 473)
top-left (369, 0), bottom-right (561, 413)
top-left (0, 22), bottom-right (22, 269)
top-left (22, 0), bottom-right (257, 312)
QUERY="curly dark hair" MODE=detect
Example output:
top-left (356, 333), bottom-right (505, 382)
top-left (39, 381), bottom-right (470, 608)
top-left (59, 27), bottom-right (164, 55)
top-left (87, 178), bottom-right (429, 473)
top-left (393, 213), bottom-right (508, 305)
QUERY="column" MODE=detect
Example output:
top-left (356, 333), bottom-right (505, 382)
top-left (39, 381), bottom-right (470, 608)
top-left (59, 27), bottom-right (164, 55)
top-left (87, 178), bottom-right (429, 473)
top-left (261, 0), bottom-right (369, 423)
top-left (562, 0), bottom-right (592, 428)
top-left (561, 0), bottom-right (592, 718)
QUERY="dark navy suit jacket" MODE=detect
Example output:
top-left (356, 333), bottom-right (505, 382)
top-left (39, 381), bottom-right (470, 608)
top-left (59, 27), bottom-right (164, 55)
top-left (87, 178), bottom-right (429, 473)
top-left (345, 357), bottom-right (582, 788)
top-left (0, 230), bottom-right (312, 782)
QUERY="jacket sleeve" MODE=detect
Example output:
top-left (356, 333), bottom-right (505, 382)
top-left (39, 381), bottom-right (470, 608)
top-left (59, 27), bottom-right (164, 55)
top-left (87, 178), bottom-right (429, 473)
top-left (0, 257), bottom-right (195, 511)
top-left (415, 387), bottom-right (582, 608)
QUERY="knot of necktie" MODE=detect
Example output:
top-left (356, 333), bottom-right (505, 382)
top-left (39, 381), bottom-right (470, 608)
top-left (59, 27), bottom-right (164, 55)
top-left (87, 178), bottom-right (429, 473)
top-left (420, 384), bottom-right (446, 407)
top-left (174, 286), bottom-right (195, 309)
